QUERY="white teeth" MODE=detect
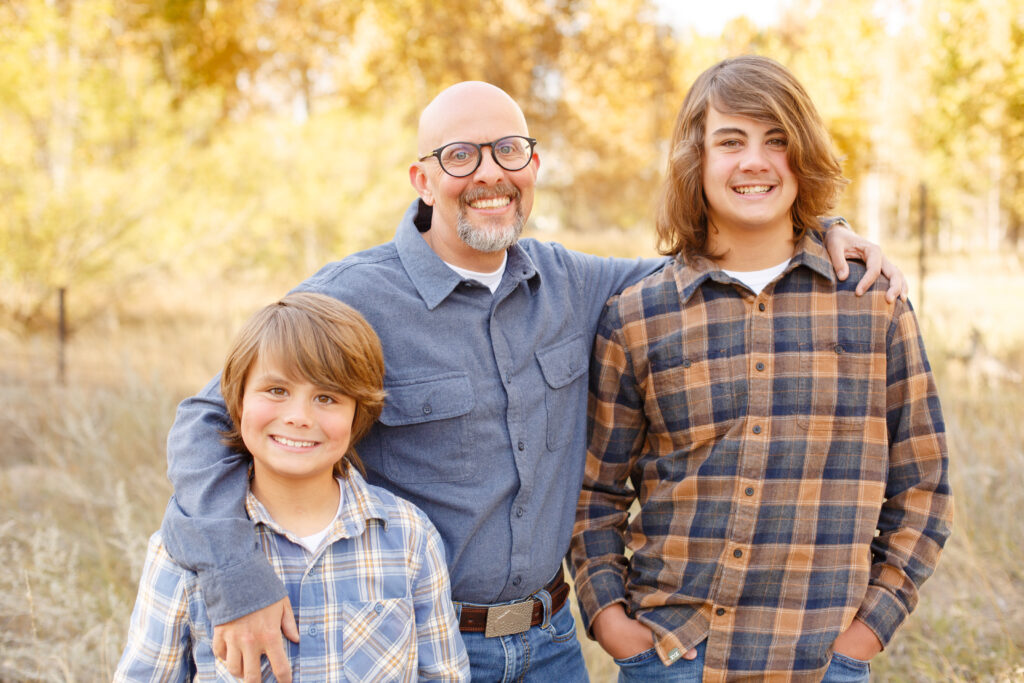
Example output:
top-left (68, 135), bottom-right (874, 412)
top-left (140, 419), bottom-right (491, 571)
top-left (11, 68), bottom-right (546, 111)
top-left (734, 185), bottom-right (772, 195)
top-left (274, 435), bottom-right (316, 448)
top-left (470, 196), bottom-right (511, 209)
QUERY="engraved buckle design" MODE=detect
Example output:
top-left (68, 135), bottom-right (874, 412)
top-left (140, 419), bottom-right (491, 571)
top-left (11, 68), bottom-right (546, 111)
top-left (484, 600), bottom-right (534, 637)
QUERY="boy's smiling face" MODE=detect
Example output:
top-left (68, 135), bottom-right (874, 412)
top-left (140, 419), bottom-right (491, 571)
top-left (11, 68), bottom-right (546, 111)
top-left (240, 354), bottom-right (356, 484)
top-left (702, 106), bottom-right (798, 243)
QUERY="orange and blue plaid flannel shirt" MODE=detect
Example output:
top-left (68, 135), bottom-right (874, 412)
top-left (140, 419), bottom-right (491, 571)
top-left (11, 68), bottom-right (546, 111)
top-left (571, 235), bottom-right (952, 682)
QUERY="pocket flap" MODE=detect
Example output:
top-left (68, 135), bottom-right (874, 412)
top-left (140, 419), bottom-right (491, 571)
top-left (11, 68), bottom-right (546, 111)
top-left (379, 373), bottom-right (474, 426)
top-left (535, 334), bottom-right (588, 389)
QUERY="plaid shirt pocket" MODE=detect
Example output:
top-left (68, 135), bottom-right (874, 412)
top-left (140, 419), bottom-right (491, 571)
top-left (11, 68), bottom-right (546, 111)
top-left (341, 598), bottom-right (416, 682)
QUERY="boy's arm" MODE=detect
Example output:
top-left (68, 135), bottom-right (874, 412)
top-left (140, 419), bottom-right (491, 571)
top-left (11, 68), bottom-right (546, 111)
top-left (113, 535), bottom-right (193, 683)
top-left (569, 300), bottom-right (646, 636)
top-left (410, 512), bottom-right (470, 681)
top-left (855, 298), bottom-right (953, 647)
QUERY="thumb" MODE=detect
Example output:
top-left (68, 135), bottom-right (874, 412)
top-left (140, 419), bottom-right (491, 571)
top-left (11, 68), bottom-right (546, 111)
top-left (280, 597), bottom-right (300, 643)
top-left (683, 647), bottom-right (698, 661)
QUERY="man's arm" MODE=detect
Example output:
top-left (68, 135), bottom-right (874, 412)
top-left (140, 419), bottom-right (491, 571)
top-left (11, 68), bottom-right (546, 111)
top-left (854, 298), bottom-right (953, 648)
top-left (410, 511), bottom-right (470, 681)
top-left (821, 219), bottom-right (908, 302)
top-left (569, 300), bottom-right (646, 645)
top-left (161, 376), bottom-right (298, 683)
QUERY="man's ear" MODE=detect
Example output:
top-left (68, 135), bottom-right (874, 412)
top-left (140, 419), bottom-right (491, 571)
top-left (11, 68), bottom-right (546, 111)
top-left (409, 164), bottom-right (434, 206)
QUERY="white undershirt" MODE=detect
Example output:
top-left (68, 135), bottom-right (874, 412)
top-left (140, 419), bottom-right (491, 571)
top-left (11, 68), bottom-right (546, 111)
top-left (445, 253), bottom-right (508, 294)
top-left (723, 259), bottom-right (791, 295)
top-left (295, 477), bottom-right (344, 553)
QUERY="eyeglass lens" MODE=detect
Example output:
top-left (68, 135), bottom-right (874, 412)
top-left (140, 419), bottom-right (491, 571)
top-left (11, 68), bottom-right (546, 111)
top-left (439, 137), bottom-right (533, 176)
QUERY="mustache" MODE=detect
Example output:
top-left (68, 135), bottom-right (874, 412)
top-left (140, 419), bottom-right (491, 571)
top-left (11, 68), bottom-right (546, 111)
top-left (459, 183), bottom-right (521, 206)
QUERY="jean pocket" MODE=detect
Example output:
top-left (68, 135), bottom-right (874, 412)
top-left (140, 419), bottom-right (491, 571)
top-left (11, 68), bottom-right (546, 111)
top-left (614, 647), bottom-right (658, 666)
top-left (831, 650), bottom-right (871, 670)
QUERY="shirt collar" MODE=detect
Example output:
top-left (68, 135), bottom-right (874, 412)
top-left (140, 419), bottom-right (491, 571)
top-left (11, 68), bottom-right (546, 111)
top-left (245, 468), bottom-right (390, 546)
top-left (395, 199), bottom-right (541, 309)
top-left (673, 231), bottom-right (837, 303)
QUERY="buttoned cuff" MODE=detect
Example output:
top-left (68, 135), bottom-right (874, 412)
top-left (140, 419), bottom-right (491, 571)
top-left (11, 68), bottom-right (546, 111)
top-left (198, 556), bottom-right (288, 625)
top-left (855, 583), bottom-right (909, 647)
top-left (574, 566), bottom-right (628, 635)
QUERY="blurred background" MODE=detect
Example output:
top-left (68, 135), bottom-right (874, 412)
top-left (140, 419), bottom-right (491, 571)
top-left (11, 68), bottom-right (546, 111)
top-left (1, 0), bottom-right (1022, 680)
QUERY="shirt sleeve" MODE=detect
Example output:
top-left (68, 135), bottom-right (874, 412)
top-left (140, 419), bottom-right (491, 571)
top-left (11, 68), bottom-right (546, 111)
top-left (409, 509), bottom-right (471, 681)
top-left (569, 297), bottom-right (648, 634)
top-left (113, 535), bottom-right (193, 683)
top-left (160, 375), bottom-right (286, 625)
top-left (856, 298), bottom-right (953, 645)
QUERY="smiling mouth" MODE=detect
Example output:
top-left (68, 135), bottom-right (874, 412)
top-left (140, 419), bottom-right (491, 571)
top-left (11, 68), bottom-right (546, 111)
top-left (272, 435), bottom-right (317, 448)
top-left (733, 185), bottom-right (773, 195)
top-left (469, 196), bottom-right (512, 209)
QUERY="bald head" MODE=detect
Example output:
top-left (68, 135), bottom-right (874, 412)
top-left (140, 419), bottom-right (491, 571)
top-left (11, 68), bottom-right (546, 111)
top-left (417, 81), bottom-right (530, 156)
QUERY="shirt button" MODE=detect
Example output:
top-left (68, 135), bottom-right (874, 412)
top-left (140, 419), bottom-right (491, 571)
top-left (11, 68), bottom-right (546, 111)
top-left (683, 359), bottom-right (692, 368)
top-left (307, 624), bottom-right (318, 636)
top-left (512, 576), bottom-right (522, 586)
top-left (516, 506), bottom-right (525, 517)
top-left (834, 344), bottom-right (845, 354)
top-left (375, 602), bottom-right (384, 614)
top-left (734, 549), bottom-right (743, 558)
top-left (518, 441), bottom-right (525, 451)
top-left (422, 403), bottom-right (432, 415)
top-left (753, 425), bottom-right (762, 434)
top-left (506, 372), bottom-right (512, 384)
top-left (745, 487), bottom-right (755, 496)
top-left (716, 607), bottom-right (726, 616)
top-left (758, 302), bottom-right (766, 312)
top-left (756, 362), bottom-right (765, 371)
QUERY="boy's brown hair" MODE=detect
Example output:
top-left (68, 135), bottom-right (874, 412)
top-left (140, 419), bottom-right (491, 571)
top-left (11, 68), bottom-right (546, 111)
top-left (219, 292), bottom-right (386, 477)
top-left (656, 55), bottom-right (848, 261)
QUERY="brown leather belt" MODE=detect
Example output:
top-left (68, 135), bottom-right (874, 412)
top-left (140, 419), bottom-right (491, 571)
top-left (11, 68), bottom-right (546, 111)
top-left (457, 569), bottom-right (570, 637)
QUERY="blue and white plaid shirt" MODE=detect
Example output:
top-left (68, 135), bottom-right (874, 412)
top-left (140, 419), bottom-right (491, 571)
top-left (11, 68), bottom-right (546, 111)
top-left (115, 469), bottom-right (469, 682)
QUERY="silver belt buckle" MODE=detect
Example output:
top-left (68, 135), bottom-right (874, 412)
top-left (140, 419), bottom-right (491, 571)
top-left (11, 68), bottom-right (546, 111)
top-left (484, 600), bottom-right (534, 637)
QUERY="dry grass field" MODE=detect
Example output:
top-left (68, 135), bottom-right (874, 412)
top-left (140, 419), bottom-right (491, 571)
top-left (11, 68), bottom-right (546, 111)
top-left (1, 244), bottom-right (1022, 681)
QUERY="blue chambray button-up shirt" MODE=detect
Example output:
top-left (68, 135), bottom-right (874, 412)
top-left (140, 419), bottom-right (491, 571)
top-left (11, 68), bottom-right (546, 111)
top-left (162, 200), bottom-right (665, 621)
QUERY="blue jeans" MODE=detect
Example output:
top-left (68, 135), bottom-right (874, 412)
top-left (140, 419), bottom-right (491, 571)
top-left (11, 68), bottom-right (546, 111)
top-left (615, 639), bottom-right (706, 682)
top-left (821, 652), bottom-right (871, 682)
top-left (456, 593), bottom-right (588, 682)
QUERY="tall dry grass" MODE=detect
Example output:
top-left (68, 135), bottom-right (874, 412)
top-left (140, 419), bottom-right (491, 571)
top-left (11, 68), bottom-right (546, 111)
top-left (1, 250), bottom-right (1022, 681)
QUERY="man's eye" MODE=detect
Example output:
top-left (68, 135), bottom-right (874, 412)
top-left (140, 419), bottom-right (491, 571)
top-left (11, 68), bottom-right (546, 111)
top-left (442, 145), bottom-right (476, 164)
top-left (767, 138), bottom-right (788, 147)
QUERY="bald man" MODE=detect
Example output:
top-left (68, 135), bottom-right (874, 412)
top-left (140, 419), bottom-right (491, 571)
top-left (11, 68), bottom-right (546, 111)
top-left (159, 81), bottom-right (904, 682)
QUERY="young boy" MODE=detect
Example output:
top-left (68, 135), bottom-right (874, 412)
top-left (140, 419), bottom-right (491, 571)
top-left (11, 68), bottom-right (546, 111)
top-left (115, 292), bottom-right (469, 681)
top-left (570, 56), bottom-right (952, 682)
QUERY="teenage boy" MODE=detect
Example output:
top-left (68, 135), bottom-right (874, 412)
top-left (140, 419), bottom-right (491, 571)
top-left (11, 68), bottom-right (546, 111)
top-left (116, 292), bottom-right (469, 681)
top-left (571, 56), bottom-right (952, 682)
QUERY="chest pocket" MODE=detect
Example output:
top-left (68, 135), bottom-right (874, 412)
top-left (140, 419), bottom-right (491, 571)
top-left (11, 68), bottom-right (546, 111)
top-left (797, 340), bottom-right (875, 433)
top-left (644, 338), bottom-right (739, 447)
top-left (380, 373), bottom-right (475, 483)
top-left (341, 598), bottom-right (415, 682)
top-left (536, 334), bottom-right (589, 451)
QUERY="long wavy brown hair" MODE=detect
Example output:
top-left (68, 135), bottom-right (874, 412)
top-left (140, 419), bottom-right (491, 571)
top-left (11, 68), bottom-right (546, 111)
top-left (656, 55), bottom-right (848, 261)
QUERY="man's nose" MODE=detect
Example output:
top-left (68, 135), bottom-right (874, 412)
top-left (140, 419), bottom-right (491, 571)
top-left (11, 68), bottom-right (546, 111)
top-left (472, 145), bottom-right (505, 183)
top-left (739, 145), bottom-right (770, 171)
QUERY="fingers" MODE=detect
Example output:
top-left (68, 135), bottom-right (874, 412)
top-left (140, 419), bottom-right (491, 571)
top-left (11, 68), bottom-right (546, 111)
top-left (855, 247), bottom-right (882, 296)
top-left (879, 256), bottom-right (910, 303)
top-left (825, 236), bottom-right (851, 281)
top-left (280, 597), bottom-right (300, 643)
top-left (683, 647), bottom-right (699, 661)
top-left (266, 641), bottom-right (293, 683)
top-left (240, 637), bottom-right (264, 683)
